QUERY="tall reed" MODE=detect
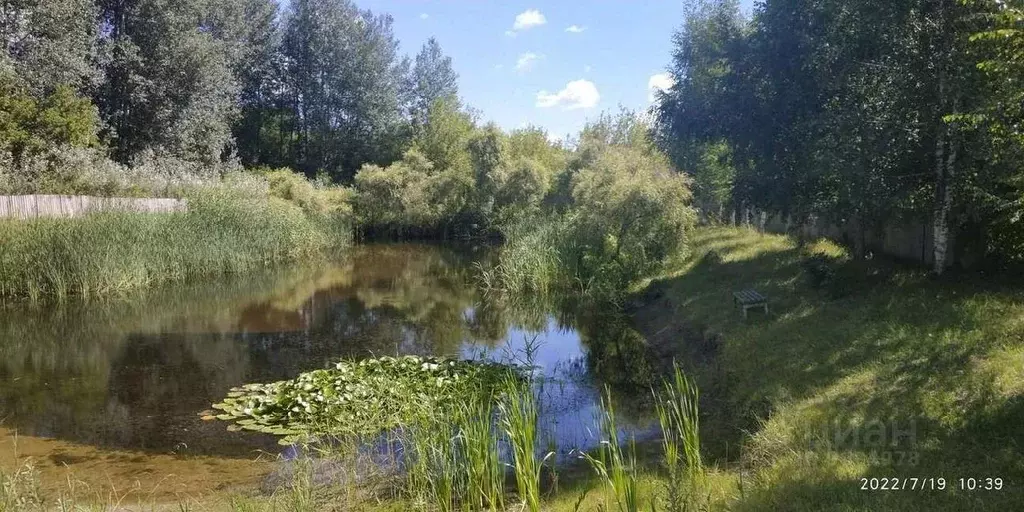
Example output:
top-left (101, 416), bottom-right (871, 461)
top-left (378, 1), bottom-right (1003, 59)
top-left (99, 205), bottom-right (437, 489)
top-left (580, 387), bottom-right (642, 512)
top-left (499, 373), bottom-right (550, 512)
top-left (654, 363), bottom-right (704, 511)
top-left (459, 394), bottom-right (504, 511)
top-left (0, 187), bottom-right (350, 301)
top-left (403, 383), bottom-right (514, 512)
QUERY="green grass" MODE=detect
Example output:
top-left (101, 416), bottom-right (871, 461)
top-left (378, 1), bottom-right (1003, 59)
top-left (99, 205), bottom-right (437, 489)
top-left (632, 226), bottom-right (1024, 511)
top-left (0, 186), bottom-right (350, 301)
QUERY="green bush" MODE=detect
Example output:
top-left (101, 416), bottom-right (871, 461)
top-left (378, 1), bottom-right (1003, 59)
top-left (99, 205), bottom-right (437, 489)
top-left (492, 149), bottom-right (697, 298)
top-left (493, 157), bottom-right (550, 224)
top-left (0, 82), bottom-right (99, 161)
top-left (568, 145), bottom-right (697, 289)
top-left (264, 167), bottom-right (354, 223)
top-left (798, 238), bottom-right (885, 298)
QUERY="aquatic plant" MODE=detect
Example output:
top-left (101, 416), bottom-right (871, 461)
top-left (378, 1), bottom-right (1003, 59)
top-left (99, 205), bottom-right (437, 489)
top-left (209, 355), bottom-right (523, 443)
top-left (499, 372), bottom-right (551, 512)
top-left (579, 386), bottom-right (643, 512)
top-left (654, 363), bottom-right (704, 511)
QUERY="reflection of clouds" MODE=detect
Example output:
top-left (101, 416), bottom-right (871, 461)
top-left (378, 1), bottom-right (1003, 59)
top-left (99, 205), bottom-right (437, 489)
top-left (462, 319), bottom-right (655, 453)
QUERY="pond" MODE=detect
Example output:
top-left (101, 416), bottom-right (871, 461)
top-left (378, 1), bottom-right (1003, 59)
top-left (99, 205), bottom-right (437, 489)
top-left (0, 243), bottom-right (657, 502)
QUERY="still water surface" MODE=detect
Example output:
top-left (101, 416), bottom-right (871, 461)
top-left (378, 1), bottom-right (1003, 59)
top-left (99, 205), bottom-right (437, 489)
top-left (0, 244), bottom-right (653, 501)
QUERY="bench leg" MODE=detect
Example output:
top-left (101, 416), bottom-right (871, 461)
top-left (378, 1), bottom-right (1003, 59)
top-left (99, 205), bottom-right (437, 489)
top-left (742, 306), bottom-right (748, 319)
top-left (763, 303), bottom-right (769, 315)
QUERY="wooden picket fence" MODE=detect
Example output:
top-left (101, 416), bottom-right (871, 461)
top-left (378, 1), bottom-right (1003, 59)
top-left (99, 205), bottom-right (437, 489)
top-left (0, 195), bottom-right (187, 220)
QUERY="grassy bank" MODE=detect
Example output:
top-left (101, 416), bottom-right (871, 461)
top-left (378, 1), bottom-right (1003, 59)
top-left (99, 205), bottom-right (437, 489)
top-left (631, 226), bottom-right (1024, 510)
top-left (0, 172), bottom-right (351, 302)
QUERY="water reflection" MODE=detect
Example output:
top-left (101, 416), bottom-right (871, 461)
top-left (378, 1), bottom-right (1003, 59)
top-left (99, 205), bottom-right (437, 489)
top-left (0, 244), bottom-right (654, 463)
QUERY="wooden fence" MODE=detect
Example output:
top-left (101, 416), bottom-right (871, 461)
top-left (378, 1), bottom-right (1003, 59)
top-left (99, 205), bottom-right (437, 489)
top-left (727, 206), bottom-right (946, 267)
top-left (0, 195), bottom-right (187, 220)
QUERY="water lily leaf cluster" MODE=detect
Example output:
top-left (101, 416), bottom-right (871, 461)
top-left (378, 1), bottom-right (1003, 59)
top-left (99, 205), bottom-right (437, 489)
top-left (209, 355), bottom-right (522, 443)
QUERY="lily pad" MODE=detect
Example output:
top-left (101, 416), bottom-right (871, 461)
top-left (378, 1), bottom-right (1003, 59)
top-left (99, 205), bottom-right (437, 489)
top-left (207, 355), bottom-right (522, 443)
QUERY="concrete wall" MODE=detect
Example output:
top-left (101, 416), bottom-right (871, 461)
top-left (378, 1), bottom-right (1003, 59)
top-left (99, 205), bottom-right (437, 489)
top-left (0, 195), bottom-right (186, 219)
top-left (739, 207), bottom-right (940, 266)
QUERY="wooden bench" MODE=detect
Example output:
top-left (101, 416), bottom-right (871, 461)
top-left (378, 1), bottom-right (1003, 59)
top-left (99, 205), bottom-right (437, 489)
top-left (733, 289), bottom-right (768, 319)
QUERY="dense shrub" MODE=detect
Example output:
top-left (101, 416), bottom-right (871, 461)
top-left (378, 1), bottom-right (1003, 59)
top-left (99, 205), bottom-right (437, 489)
top-left (493, 157), bottom-right (550, 224)
top-left (569, 145), bottom-right (697, 288)
top-left (798, 238), bottom-right (885, 298)
top-left (0, 81), bottom-right (99, 162)
top-left (264, 167), bottom-right (354, 223)
top-left (0, 146), bottom-right (221, 197)
top-left (492, 145), bottom-right (698, 298)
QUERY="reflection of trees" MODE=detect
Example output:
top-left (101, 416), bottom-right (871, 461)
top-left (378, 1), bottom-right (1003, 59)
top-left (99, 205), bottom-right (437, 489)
top-left (0, 243), bottom-right (541, 455)
top-left (572, 309), bottom-right (658, 421)
top-left (0, 241), bottom-right (663, 456)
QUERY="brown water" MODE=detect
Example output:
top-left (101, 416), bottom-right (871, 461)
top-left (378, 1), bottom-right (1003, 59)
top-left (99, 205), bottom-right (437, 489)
top-left (0, 243), bottom-right (653, 503)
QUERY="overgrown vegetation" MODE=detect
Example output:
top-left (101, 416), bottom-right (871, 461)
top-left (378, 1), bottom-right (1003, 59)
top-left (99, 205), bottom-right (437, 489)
top-left (0, 0), bottom-right (697, 303)
top-left (201, 359), bottom-right (707, 512)
top-left (0, 170), bottom-right (352, 301)
top-left (209, 356), bottom-right (522, 442)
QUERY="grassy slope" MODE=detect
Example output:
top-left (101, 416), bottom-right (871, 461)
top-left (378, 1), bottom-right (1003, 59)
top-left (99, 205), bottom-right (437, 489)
top-left (631, 226), bottom-right (1024, 511)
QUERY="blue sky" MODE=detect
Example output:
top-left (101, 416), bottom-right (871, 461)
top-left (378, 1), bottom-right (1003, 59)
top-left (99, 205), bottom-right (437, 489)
top-left (352, 1), bottom-right (756, 141)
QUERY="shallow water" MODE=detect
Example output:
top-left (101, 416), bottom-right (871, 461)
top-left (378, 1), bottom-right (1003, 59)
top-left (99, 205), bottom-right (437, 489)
top-left (0, 243), bottom-right (654, 501)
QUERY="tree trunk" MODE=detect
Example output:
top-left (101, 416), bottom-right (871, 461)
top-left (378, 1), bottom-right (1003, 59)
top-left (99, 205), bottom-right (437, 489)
top-left (932, 76), bottom-right (959, 274)
top-left (931, 0), bottom-right (959, 275)
top-left (932, 127), bottom-right (950, 274)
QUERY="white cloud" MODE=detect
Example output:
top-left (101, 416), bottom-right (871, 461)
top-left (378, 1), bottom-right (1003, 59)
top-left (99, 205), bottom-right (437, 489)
top-left (419, 13), bottom-right (429, 19)
top-left (505, 30), bottom-right (517, 38)
top-left (647, 72), bottom-right (674, 102)
top-left (565, 25), bottom-right (586, 33)
top-left (536, 79), bottom-right (600, 110)
top-left (513, 9), bottom-right (547, 30)
top-left (516, 52), bottom-right (542, 72)
top-left (584, 65), bottom-right (592, 73)
top-left (494, 64), bottom-right (505, 70)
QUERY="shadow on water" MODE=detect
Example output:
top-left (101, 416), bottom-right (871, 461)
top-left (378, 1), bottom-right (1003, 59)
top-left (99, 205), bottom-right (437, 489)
top-left (0, 243), bottom-right (656, 482)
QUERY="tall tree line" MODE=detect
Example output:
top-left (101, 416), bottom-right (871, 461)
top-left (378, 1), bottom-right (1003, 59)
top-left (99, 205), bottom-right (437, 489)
top-left (656, 0), bottom-right (1024, 272)
top-left (0, 0), bottom-right (459, 181)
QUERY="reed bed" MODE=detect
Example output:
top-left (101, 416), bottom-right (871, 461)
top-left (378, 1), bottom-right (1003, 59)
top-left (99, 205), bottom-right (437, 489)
top-left (0, 186), bottom-right (350, 302)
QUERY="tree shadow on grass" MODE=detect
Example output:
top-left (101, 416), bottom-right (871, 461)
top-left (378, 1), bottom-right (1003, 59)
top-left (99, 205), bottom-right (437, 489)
top-left (626, 227), bottom-right (1024, 510)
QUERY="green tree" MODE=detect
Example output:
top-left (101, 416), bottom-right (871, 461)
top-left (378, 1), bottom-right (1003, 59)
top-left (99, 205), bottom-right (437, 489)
top-left (0, 78), bottom-right (98, 163)
top-left (222, 0), bottom-right (288, 169)
top-left (467, 124), bottom-right (505, 222)
top-left (95, 0), bottom-right (240, 165)
top-left (412, 97), bottom-right (473, 174)
top-left (0, 0), bottom-right (99, 94)
top-left (408, 37), bottom-right (460, 128)
top-left (282, 0), bottom-right (407, 181)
